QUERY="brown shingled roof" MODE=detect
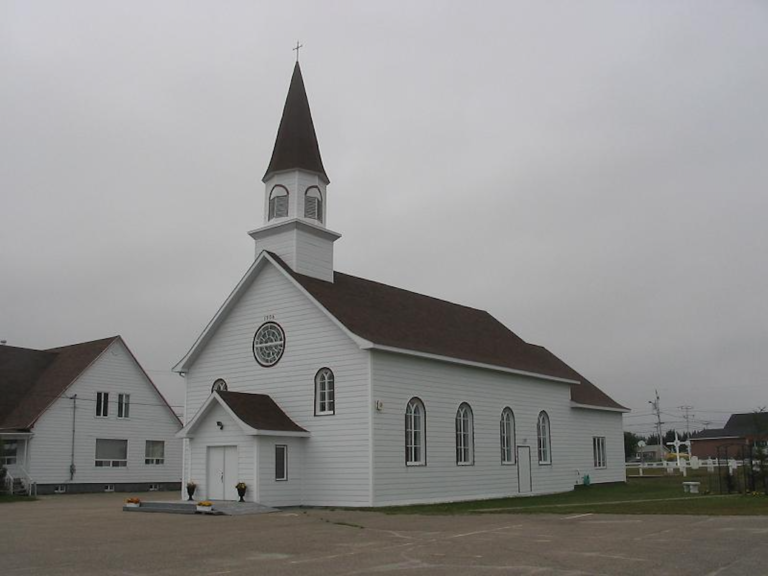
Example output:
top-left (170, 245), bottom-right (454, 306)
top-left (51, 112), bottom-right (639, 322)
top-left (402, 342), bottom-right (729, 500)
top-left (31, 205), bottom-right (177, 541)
top-left (263, 62), bottom-right (329, 183)
top-left (0, 337), bottom-right (117, 430)
top-left (268, 253), bottom-right (626, 411)
top-left (217, 391), bottom-right (307, 433)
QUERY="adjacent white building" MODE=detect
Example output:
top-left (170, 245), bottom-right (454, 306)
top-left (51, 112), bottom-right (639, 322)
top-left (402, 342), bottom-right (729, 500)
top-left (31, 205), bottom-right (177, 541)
top-left (0, 336), bottom-right (182, 495)
top-left (174, 62), bottom-right (628, 507)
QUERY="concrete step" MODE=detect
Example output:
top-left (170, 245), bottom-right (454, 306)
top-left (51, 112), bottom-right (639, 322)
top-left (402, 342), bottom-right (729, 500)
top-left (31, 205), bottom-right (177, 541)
top-left (124, 501), bottom-right (197, 514)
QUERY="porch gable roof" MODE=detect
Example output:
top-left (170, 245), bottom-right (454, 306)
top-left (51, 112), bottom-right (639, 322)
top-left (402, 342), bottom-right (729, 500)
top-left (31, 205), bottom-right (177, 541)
top-left (178, 391), bottom-right (309, 438)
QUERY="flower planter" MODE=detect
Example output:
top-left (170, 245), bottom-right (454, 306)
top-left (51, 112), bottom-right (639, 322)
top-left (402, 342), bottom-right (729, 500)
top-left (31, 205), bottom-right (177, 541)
top-left (125, 502), bottom-right (140, 509)
top-left (196, 505), bottom-right (213, 513)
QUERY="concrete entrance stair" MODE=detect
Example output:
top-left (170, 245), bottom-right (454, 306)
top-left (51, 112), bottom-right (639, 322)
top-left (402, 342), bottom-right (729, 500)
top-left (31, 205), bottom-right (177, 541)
top-left (123, 500), bottom-right (277, 516)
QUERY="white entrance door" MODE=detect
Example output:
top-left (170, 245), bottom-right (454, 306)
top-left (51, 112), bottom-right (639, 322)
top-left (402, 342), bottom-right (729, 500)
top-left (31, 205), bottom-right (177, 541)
top-left (207, 446), bottom-right (239, 500)
top-left (518, 446), bottom-right (532, 494)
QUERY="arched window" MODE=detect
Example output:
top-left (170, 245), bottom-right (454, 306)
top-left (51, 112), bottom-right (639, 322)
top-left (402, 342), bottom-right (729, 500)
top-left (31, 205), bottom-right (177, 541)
top-left (314, 368), bottom-right (335, 415)
top-left (304, 186), bottom-right (323, 222)
top-left (455, 403), bottom-right (474, 465)
top-left (405, 398), bottom-right (426, 466)
top-left (500, 407), bottom-right (515, 464)
top-left (268, 185), bottom-right (289, 220)
top-left (211, 379), bottom-right (228, 393)
top-left (537, 411), bottom-right (551, 464)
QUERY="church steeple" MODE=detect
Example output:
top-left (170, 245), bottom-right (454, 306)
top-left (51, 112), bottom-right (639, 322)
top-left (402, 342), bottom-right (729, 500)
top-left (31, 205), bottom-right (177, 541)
top-left (263, 62), bottom-right (329, 184)
top-left (249, 61), bottom-right (341, 283)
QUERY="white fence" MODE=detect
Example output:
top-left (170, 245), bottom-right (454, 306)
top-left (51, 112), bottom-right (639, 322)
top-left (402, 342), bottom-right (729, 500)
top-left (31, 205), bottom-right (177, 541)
top-left (626, 457), bottom-right (744, 477)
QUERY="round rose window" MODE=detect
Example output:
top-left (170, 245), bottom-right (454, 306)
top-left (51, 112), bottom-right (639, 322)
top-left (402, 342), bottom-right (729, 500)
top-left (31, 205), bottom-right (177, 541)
top-left (252, 322), bottom-right (285, 367)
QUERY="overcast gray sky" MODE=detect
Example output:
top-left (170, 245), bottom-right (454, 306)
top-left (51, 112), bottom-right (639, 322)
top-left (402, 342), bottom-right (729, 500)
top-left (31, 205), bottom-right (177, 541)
top-left (2, 1), bottom-right (766, 435)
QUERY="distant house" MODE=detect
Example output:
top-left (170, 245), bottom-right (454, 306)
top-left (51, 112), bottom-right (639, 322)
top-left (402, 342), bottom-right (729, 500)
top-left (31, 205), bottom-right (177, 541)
top-left (690, 413), bottom-right (768, 459)
top-left (0, 336), bottom-right (182, 495)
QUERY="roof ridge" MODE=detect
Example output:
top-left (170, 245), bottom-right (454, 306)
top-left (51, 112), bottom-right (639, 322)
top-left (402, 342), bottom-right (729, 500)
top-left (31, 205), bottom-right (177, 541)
top-left (45, 335), bottom-right (120, 353)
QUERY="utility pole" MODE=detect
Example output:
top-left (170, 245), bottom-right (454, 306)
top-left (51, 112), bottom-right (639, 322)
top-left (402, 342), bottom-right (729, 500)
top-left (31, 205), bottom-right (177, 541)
top-left (649, 390), bottom-right (663, 460)
top-left (679, 405), bottom-right (694, 439)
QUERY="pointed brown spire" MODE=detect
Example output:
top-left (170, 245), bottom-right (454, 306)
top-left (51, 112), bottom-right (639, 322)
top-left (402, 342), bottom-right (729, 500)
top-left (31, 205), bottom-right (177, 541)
top-left (263, 62), bottom-right (329, 183)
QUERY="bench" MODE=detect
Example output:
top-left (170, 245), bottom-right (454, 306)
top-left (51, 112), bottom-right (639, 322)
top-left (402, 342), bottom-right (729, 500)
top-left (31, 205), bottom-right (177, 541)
top-left (683, 481), bottom-right (701, 494)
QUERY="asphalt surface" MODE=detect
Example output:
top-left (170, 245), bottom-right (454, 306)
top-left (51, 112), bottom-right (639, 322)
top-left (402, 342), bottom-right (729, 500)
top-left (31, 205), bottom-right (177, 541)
top-left (2, 492), bottom-right (768, 575)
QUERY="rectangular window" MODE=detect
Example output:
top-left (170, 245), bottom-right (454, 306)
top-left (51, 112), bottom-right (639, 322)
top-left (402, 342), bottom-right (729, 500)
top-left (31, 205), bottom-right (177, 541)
top-left (144, 440), bottom-right (165, 465)
top-left (95, 439), bottom-right (127, 467)
top-left (96, 392), bottom-right (109, 417)
top-left (1, 440), bottom-right (18, 465)
top-left (117, 394), bottom-right (130, 419)
top-left (593, 437), bottom-right (607, 468)
top-left (275, 445), bottom-right (287, 481)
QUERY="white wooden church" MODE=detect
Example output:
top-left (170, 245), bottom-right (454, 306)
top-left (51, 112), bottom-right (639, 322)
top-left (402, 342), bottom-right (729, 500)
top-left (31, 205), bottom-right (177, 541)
top-left (174, 62), bottom-right (627, 507)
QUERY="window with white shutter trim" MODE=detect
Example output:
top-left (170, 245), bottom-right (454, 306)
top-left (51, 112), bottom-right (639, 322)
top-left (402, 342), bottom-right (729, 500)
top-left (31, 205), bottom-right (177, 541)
top-left (117, 393), bottom-right (130, 418)
top-left (145, 440), bottom-right (165, 465)
top-left (95, 439), bottom-right (127, 467)
top-left (96, 392), bottom-right (109, 417)
top-left (304, 186), bottom-right (322, 221)
top-left (268, 186), bottom-right (289, 220)
top-left (275, 445), bottom-right (287, 480)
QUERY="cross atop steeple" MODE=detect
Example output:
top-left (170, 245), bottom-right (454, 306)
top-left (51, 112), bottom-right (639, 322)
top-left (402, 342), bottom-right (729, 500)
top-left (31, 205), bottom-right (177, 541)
top-left (293, 41), bottom-right (303, 62)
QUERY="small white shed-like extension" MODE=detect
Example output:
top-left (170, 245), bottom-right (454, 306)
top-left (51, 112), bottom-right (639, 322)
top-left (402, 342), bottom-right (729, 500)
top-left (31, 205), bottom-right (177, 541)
top-left (178, 391), bottom-right (309, 504)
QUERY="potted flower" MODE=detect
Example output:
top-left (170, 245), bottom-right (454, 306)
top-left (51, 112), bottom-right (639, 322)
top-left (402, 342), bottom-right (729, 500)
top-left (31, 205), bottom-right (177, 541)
top-left (125, 497), bottom-right (141, 509)
top-left (235, 482), bottom-right (247, 502)
top-left (196, 500), bottom-right (214, 513)
top-left (186, 481), bottom-right (197, 501)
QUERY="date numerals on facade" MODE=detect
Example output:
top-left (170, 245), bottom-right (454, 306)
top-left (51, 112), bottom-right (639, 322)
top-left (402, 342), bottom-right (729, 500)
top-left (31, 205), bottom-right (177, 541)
top-left (263, 314), bottom-right (275, 321)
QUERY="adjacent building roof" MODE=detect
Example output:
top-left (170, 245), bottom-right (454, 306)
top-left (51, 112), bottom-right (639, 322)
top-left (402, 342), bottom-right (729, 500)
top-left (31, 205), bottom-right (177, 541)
top-left (690, 428), bottom-right (735, 440)
top-left (691, 413), bottom-right (768, 441)
top-left (263, 62), bottom-right (329, 184)
top-left (0, 336), bottom-right (180, 431)
top-left (217, 391), bottom-right (308, 433)
top-left (270, 253), bottom-right (627, 411)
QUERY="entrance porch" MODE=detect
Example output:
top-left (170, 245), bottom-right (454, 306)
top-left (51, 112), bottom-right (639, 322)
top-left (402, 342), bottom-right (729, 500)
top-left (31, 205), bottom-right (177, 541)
top-left (177, 390), bottom-right (309, 505)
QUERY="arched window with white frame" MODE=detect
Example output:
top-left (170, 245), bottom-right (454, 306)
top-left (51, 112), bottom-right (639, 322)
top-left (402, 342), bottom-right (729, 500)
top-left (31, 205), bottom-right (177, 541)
top-left (268, 185), bottom-right (289, 220)
top-left (304, 186), bottom-right (323, 222)
top-left (314, 368), bottom-right (335, 415)
top-left (405, 398), bottom-right (426, 466)
top-left (211, 379), bottom-right (228, 393)
top-left (455, 403), bottom-right (474, 465)
top-left (500, 407), bottom-right (515, 464)
top-left (537, 411), bottom-right (551, 464)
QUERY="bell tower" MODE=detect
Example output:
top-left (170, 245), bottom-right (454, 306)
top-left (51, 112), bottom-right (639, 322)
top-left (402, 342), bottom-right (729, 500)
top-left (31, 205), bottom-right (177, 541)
top-left (249, 62), bottom-right (341, 282)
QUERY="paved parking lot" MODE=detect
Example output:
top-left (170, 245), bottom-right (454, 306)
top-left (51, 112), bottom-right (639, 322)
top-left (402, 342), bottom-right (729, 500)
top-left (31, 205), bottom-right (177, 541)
top-left (2, 493), bottom-right (768, 575)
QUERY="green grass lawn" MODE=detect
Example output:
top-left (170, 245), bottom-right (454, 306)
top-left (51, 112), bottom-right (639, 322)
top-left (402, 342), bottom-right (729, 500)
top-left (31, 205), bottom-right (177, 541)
top-left (375, 474), bottom-right (768, 516)
top-left (0, 494), bottom-right (37, 504)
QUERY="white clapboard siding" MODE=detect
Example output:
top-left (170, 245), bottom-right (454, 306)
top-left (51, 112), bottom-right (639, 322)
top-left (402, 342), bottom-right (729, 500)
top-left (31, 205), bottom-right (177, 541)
top-left (370, 351), bottom-right (580, 506)
top-left (29, 339), bottom-right (182, 485)
top-left (293, 227), bottom-right (334, 281)
top-left (183, 262), bottom-right (370, 506)
top-left (254, 227), bottom-right (297, 267)
top-left (565, 407), bottom-right (626, 484)
top-left (257, 436), bottom-right (305, 506)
